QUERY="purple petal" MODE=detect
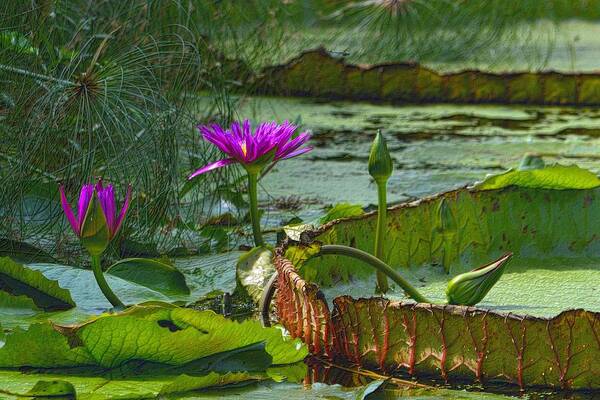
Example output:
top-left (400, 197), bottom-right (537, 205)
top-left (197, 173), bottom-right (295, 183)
top-left (193, 119), bottom-right (311, 168)
top-left (230, 121), bottom-right (244, 141)
top-left (276, 132), bottom-right (311, 160)
top-left (77, 184), bottom-right (95, 233)
top-left (96, 181), bottom-right (116, 235)
top-left (59, 185), bottom-right (80, 235)
top-left (199, 125), bottom-right (231, 154)
top-left (114, 185), bottom-right (132, 236)
top-left (278, 146), bottom-right (313, 160)
top-left (273, 121), bottom-right (297, 148)
top-left (188, 158), bottom-right (237, 179)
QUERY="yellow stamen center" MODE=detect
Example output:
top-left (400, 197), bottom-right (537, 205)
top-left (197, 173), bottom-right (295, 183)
top-left (241, 141), bottom-right (247, 157)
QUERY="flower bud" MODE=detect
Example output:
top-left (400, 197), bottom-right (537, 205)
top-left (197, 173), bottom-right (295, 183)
top-left (446, 253), bottom-right (512, 306)
top-left (79, 196), bottom-right (110, 257)
top-left (368, 131), bottom-right (393, 183)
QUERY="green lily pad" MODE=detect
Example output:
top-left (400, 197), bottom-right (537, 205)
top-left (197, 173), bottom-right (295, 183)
top-left (0, 257), bottom-right (75, 311)
top-left (106, 258), bottom-right (190, 296)
top-left (277, 182), bottom-right (600, 390)
top-left (0, 303), bottom-right (307, 369)
top-left (474, 164), bottom-right (600, 190)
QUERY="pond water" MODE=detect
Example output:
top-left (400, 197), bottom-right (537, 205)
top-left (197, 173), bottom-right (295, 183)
top-left (219, 96), bottom-right (600, 223)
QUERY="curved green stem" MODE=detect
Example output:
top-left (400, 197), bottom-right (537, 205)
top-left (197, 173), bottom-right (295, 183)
top-left (318, 245), bottom-right (431, 303)
top-left (374, 180), bottom-right (389, 293)
top-left (91, 255), bottom-right (124, 308)
top-left (247, 172), bottom-right (264, 247)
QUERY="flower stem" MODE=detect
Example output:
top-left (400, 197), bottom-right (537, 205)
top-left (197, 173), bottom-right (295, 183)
top-left (90, 254), bottom-right (124, 308)
top-left (247, 172), bottom-right (264, 247)
top-left (374, 180), bottom-right (389, 293)
top-left (319, 245), bottom-right (430, 303)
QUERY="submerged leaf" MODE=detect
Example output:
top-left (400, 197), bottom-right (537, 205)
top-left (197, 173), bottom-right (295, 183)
top-left (26, 380), bottom-right (76, 397)
top-left (106, 258), bottom-right (190, 296)
top-left (159, 371), bottom-right (262, 396)
top-left (0, 369), bottom-right (396, 400)
top-left (0, 291), bottom-right (39, 312)
top-left (0, 239), bottom-right (56, 264)
top-left (474, 164), bottom-right (600, 190)
top-left (0, 369), bottom-right (262, 399)
top-left (0, 257), bottom-right (75, 310)
top-left (25, 263), bottom-right (172, 312)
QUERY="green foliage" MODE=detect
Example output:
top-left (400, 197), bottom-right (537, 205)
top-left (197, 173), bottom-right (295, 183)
top-left (276, 0), bottom-right (555, 66)
top-left (0, 0), bottom-right (292, 257)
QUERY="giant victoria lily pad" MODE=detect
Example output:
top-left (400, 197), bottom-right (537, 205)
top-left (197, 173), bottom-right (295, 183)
top-left (274, 166), bottom-right (600, 391)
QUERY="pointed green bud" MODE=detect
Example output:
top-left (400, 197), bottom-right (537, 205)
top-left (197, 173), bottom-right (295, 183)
top-left (446, 253), bottom-right (512, 306)
top-left (368, 130), bottom-right (393, 183)
top-left (80, 195), bottom-right (110, 257)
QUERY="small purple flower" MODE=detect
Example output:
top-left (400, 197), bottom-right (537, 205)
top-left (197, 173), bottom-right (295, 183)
top-left (188, 119), bottom-right (312, 179)
top-left (60, 179), bottom-right (131, 239)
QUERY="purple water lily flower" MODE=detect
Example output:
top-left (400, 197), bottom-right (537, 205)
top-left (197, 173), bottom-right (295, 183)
top-left (188, 119), bottom-right (312, 179)
top-left (59, 179), bottom-right (131, 239)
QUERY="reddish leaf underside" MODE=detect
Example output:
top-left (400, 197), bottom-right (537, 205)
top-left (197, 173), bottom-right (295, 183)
top-left (274, 184), bottom-right (600, 391)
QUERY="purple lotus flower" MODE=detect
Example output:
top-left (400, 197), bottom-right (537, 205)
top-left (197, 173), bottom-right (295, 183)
top-left (188, 119), bottom-right (312, 179)
top-left (59, 179), bottom-right (131, 239)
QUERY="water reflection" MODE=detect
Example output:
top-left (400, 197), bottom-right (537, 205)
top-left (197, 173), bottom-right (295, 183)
top-left (304, 356), bottom-right (598, 399)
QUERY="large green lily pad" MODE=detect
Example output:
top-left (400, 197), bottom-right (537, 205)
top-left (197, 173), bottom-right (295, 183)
top-left (0, 304), bottom-right (307, 369)
top-left (276, 175), bottom-right (600, 390)
top-left (261, 49), bottom-right (600, 105)
top-left (0, 303), bottom-right (311, 398)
